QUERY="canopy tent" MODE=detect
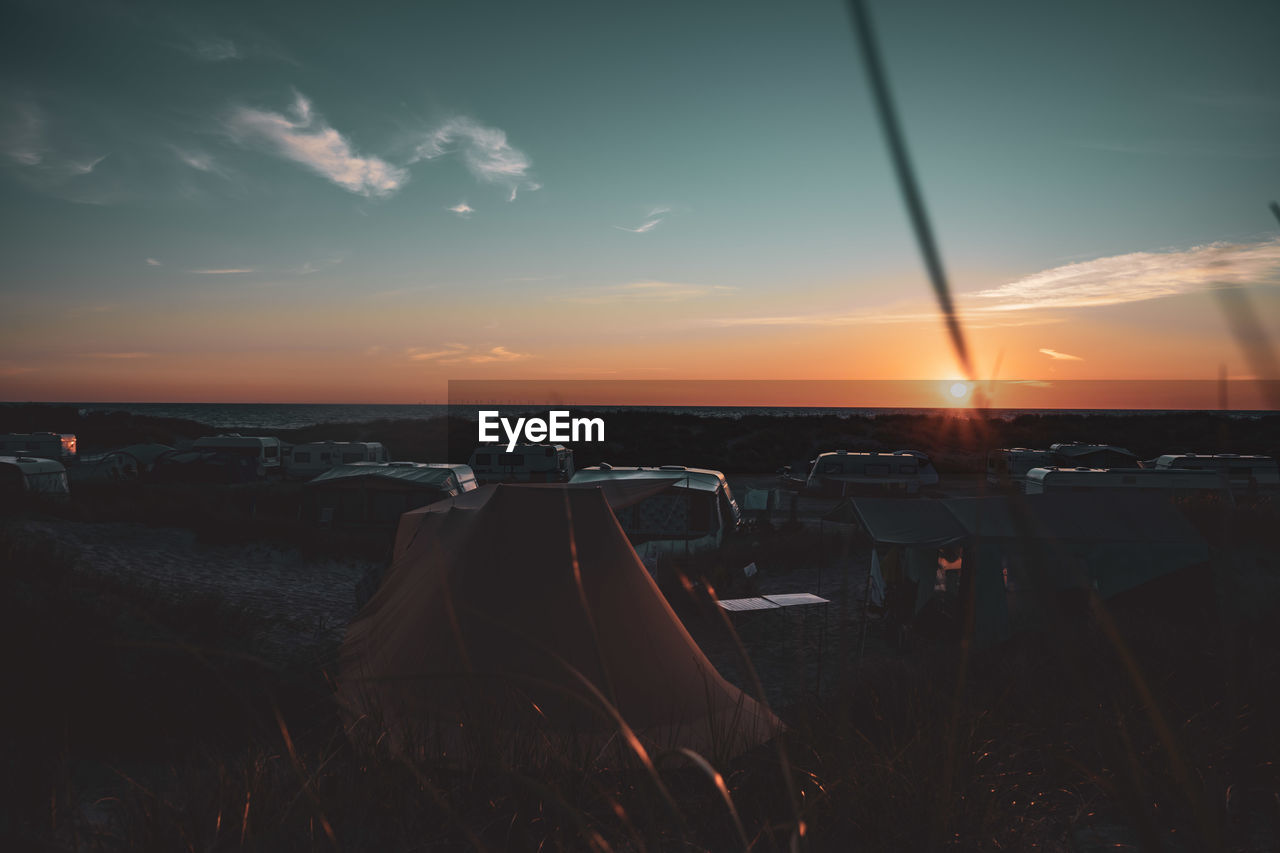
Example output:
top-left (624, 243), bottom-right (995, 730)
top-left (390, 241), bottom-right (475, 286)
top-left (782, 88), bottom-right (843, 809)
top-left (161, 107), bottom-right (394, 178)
top-left (850, 493), bottom-right (1211, 646)
top-left (340, 482), bottom-right (780, 761)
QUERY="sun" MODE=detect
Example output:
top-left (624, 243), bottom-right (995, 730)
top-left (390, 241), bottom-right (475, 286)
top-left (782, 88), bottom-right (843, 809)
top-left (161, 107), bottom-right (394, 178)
top-left (948, 381), bottom-right (971, 400)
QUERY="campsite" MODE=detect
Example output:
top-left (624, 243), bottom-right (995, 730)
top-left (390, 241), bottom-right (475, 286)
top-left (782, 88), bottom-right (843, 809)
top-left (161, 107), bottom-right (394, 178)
top-left (2, 404), bottom-right (1279, 850)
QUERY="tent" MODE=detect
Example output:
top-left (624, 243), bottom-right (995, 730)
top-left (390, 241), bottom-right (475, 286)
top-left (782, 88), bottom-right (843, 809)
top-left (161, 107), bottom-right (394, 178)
top-left (850, 492), bottom-right (1211, 646)
top-left (303, 462), bottom-right (476, 527)
top-left (340, 482), bottom-right (781, 760)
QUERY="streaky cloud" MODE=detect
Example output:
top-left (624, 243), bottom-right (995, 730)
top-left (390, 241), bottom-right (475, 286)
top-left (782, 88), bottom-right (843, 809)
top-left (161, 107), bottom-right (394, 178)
top-left (565, 281), bottom-right (736, 304)
top-left (1039, 348), bottom-right (1082, 361)
top-left (406, 343), bottom-right (530, 364)
top-left (227, 93), bottom-right (406, 198)
top-left (412, 117), bottom-right (539, 200)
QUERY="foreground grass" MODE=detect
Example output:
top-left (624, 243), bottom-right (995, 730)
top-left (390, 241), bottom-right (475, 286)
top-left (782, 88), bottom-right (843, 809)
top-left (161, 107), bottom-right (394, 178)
top-left (2, 515), bottom-right (1278, 851)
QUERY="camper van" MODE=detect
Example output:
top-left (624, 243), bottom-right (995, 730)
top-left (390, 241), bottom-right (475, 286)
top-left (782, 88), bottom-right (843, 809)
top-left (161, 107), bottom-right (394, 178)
top-left (469, 444), bottom-right (575, 483)
top-left (569, 465), bottom-right (741, 560)
top-left (0, 432), bottom-right (77, 461)
top-left (1049, 443), bottom-right (1139, 469)
top-left (1025, 466), bottom-right (1230, 498)
top-left (804, 450), bottom-right (940, 496)
top-left (303, 462), bottom-right (478, 527)
top-left (987, 448), bottom-right (1056, 492)
top-left (284, 441), bottom-right (390, 480)
top-left (192, 434), bottom-right (283, 473)
top-left (1152, 454), bottom-right (1278, 494)
top-left (0, 455), bottom-right (71, 506)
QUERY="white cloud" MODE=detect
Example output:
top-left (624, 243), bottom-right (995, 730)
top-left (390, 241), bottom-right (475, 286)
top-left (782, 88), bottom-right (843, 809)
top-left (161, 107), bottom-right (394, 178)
top-left (412, 117), bottom-right (539, 200)
top-left (189, 267), bottom-right (254, 275)
top-left (406, 344), bottom-right (530, 364)
top-left (90, 352), bottom-right (153, 360)
top-left (227, 93), bottom-right (406, 197)
top-left (173, 147), bottom-right (221, 174)
top-left (1039, 348), bottom-right (1082, 361)
top-left (614, 218), bottom-right (662, 234)
top-left (188, 37), bottom-right (239, 61)
top-left (145, 258), bottom-right (161, 267)
top-left (710, 239), bottom-right (1280, 328)
top-left (448, 201), bottom-right (474, 218)
top-left (564, 281), bottom-right (737, 304)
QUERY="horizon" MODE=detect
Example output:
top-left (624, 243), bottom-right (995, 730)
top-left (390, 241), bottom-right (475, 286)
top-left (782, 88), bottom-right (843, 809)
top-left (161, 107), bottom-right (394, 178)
top-left (3, 0), bottom-right (1279, 405)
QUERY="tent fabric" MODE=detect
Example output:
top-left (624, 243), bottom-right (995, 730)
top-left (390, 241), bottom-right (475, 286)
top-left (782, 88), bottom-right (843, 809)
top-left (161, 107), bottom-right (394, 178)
top-left (848, 497), bottom-right (967, 546)
top-left (341, 483), bottom-right (779, 759)
top-left (940, 492), bottom-right (1205, 545)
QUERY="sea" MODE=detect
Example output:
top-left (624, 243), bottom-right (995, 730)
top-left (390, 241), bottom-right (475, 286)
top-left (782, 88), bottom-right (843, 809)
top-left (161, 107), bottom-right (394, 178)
top-left (42, 402), bottom-right (1276, 432)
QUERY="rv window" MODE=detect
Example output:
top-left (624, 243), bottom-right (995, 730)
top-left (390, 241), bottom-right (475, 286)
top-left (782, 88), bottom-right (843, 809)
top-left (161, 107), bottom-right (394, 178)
top-left (474, 453), bottom-right (491, 466)
top-left (898, 464), bottom-right (918, 474)
top-left (294, 452), bottom-right (311, 463)
top-left (321, 453), bottom-right (331, 462)
top-left (500, 453), bottom-right (524, 466)
top-left (265, 446), bottom-right (278, 458)
top-left (342, 452), bottom-right (363, 463)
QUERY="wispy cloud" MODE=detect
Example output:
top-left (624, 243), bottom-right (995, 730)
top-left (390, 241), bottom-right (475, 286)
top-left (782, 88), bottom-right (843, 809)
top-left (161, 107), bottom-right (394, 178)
top-left (3, 100), bottom-right (106, 178)
top-left (447, 201), bottom-right (474, 218)
top-left (145, 258), bottom-right (161, 267)
top-left (711, 240), bottom-right (1280, 328)
top-left (186, 36), bottom-right (240, 61)
top-left (405, 344), bottom-right (531, 364)
top-left (172, 146), bottom-right (223, 175)
top-left (615, 205), bottom-right (674, 233)
top-left (189, 267), bottom-right (254, 275)
top-left (412, 117), bottom-right (539, 201)
top-left (226, 93), bottom-right (406, 197)
top-left (90, 352), bottom-right (153, 360)
top-left (1039, 348), bottom-right (1082, 361)
top-left (564, 281), bottom-right (737, 304)
top-left (0, 366), bottom-right (37, 377)
top-left (970, 240), bottom-right (1280, 312)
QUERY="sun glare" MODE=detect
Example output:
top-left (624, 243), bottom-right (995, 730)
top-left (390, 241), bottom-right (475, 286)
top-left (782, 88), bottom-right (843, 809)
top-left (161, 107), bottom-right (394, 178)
top-left (948, 381), bottom-right (971, 400)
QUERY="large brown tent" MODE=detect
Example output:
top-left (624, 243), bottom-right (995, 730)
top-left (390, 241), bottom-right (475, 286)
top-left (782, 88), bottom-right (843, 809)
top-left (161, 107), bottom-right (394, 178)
top-left (339, 482), bottom-right (781, 761)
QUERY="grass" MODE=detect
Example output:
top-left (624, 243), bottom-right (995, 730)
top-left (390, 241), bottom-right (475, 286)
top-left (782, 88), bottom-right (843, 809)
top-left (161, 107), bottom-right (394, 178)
top-left (3, 501), bottom-right (1278, 851)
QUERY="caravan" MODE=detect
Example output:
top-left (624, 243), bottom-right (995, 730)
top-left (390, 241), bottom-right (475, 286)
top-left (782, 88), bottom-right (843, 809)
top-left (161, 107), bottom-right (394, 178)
top-left (1152, 454), bottom-right (1277, 494)
top-left (987, 449), bottom-right (1056, 492)
top-left (469, 444), bottom-right (575, 483)
top-left (192, 434), bottom-right (283, 473)
top-left (805, 450), bottom-right (940, 496)
top-left (0, 455), bottom-right (71, 506)
top-left (0, 432), bottom-right (77, 461)
top-left (1025, 466), bottom-right (1230, 498)
top-left (284, 441), bottom-right (390, 480)
top-left (569, 465), bottom-right (741, 560)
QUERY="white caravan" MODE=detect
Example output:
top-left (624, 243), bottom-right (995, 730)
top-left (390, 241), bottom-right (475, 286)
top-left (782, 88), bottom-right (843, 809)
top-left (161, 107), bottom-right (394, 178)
top-left (1152, 454), bottom-right (1277, 494)
top-left (0, 432), bottom-right (77, 461)
top-left (1024, 466), bottom-right (1230, 498)
top-left (469, 444), bottom-right (575, 483)
top-left (0, 455), bottom-right (71, 504)
top-left (192, 434), bottom-right (283, 472)
top-left (570, 465), bottom-right (741, 561)
top-left (986, 448), bottom-right (1057, 492)
top-left (284, 441), bottom-right (390, 480)
top-left (805, 450), bottom-right (940, 496)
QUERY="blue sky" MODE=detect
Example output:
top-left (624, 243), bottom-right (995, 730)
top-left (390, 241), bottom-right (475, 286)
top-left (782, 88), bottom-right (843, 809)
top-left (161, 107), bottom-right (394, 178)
top-left (2, 0), bottom-right (1278, 402)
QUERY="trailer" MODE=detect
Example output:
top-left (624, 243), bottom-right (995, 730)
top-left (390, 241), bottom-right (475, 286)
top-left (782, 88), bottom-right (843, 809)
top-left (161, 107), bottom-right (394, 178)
top-left (192, 434), bottom-right (283, 472)
top-left (0, 432), bottom-right (77, 461)
top-left (986, 448), bottom-right (1056, 492)
top-left (1024, 466), bottom-right (1230, 499)
top-left (468, 444), bottom-right (575, 483)
top-left (1152, 453), bottom-right (1278, 494)
top-left (0, 455), bottom-right (71, 506)
top-left (283, 441), bottom-right (390, 480)
top-left (804, 450), bottom-right (940, 496)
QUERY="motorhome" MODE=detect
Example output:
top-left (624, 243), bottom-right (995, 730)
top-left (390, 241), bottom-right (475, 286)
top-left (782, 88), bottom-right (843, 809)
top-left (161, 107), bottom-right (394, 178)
top-left (284, 441), bottom-right (390, 480)
top-left (0, 455), bottom-right (71, 506)
top-left (987, 448), bottom-right (1056, 492)
top-left (1049, 443), bottom-right (1139, 469)
top-left (469, 444), bottom-right (575, 483)
top-left (804, 450), bottom-right (940, 496)
top-left (569, 465), bottom-right (741, 561)
top-left (192, 434), bottom-right (283, 472)
top-left (0, 432), bottom-right (77, 461)
top-left (1152, 453), bottom-right (1278, 494)
top-left (303, 462), bottom-right (478, 527)
top-left (1024, 466), bottom-right (1230, 498)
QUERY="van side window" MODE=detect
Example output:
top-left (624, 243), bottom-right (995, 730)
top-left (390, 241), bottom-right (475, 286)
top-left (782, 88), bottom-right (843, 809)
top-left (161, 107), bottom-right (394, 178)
top-left (265, 446), bottom-right (278, 458)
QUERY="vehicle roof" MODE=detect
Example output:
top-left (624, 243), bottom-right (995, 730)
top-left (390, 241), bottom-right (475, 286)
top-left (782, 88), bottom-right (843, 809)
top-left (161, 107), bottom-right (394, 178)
top-left (570, 465), bottom-right (726, 493)
top-left (307, 462), bottom-right (472, 487)
top-left (0, 455), bottom-right (67, 474)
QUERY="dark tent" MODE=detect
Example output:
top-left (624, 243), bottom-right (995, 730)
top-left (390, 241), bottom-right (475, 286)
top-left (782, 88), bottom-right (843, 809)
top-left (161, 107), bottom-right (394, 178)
top-left (340, 482), bottom-right (781, 761)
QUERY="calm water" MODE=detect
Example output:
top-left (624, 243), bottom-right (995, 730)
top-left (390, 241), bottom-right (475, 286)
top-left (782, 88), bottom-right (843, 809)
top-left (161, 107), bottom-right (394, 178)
top-left (42, 402), bottom-right (1275, 431)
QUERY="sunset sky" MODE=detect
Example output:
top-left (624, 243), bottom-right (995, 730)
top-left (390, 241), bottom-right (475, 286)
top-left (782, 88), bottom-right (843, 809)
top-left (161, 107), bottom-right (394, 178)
top-left (2, 0), bottom-right (1278, 405)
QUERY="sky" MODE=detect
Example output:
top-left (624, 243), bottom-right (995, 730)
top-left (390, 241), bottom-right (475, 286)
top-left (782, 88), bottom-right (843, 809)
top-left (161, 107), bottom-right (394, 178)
top-left (1, 0), bottom-right (1278, 406)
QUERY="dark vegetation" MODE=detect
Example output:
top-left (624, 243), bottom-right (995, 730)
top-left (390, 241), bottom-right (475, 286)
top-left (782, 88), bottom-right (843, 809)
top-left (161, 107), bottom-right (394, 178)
top-left (3, 402), bottom-right (1277, 475)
